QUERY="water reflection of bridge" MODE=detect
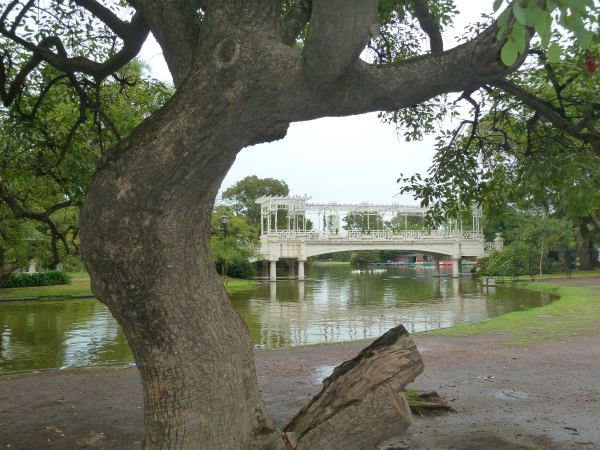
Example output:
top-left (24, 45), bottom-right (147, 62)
top-left (254, 196), bottom-right (502, 280)
top-left (244, 277), bottom-right (497, 348)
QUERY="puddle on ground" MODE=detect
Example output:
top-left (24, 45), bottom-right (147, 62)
top-left (313, 365), bottom-right (337, 383)
top-left (495, 389), bottom-right (529, 400)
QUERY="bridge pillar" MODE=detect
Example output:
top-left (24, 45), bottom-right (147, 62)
top-left (288, 259), bottom-right (295, 279)
top-left (452, 257), bottom-right (461, 278)
top-left (269, 260), bottom-right (278, 282)
top-left (432, 256), bottom-right (441, 277)
top-left (298, 259), bottom-right (306, 281)
top-left (494, 233), bottom-right (504, 250)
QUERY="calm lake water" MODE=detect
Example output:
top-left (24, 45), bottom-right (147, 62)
top-left (0, 265), bottom-right (555, 373)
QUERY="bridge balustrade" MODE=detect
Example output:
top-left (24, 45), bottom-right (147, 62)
top-left (263, 230), bottom-right (483, 241)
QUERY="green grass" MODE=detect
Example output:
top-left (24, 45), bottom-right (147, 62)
top-left (222, 278), bottom-right (260, 293)
top-left (405, 388), bottom-right (430, 408)
top-left (0, 273), bottom-right (258, 299)
top-left (426, 282), bottom-right (600, 346)
top-left (490, 270), bottom-right (600, 283)
top-left (0, 275), bottom-right (92, 298)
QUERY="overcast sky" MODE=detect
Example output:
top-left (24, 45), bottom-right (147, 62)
top-left (138, 1), bottom-right (494, 204)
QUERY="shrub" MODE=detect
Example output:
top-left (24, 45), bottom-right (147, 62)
top-left (1, 270), bottom-right (72, 288)
top-left (216, 260), bottom-right (256, 279)
top-left (479, 243), bottom-right (528, 276)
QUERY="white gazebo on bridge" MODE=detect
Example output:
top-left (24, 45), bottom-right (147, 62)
top-left (254, 196), bottom-right (501, 281)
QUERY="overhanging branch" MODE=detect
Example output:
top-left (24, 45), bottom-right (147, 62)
top-left (293, 22), bottom-right (523, 120)
top-left (493, 79), bottom-right (600, 151)
top-left (0, 7), bottom-right (149, 81)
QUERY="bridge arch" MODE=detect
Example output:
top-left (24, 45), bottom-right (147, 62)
top-left (301, 245), bottom-right (454, 259)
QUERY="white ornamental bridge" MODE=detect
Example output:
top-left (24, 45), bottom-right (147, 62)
top-left (254, 196), bottom-right (502, 281)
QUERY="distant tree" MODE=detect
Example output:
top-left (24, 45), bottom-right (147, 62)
top-left (388, 213), bottom-right (426, 232)
top-left (350, 250), bottom-right (382, 268)
top-left (211, 205), bottom-right (259, 279)
top-left (343, 211), bottom-right (385, 231)
top-left (517, 215), bottom-right (575, 274)
top-left (222, 176), bottom-right (289, 226)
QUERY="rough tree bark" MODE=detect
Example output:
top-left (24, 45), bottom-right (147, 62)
top-left (73, 1), bottom-right (530, 448)
top-left (285, 325), bottom-right (423, 450)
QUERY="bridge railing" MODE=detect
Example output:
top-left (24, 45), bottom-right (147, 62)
top-left (262, 230), bottom-right (483, 241)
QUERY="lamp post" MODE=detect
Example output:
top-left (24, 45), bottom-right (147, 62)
top-left (221, 215), bottom-right (228, 282)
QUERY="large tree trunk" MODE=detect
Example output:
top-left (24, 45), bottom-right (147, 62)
top-left (80, 58), bottom-right (288, 448)
top-left (576, 221), bottom-right (596, 270)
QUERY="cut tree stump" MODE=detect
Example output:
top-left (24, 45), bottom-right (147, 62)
top-left (284, 325), bottom-right (424, 450)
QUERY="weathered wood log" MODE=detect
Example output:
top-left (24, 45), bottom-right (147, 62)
top-left (284, 325), bottom-right (424, 450)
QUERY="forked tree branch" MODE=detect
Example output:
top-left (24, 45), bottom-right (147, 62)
top-left (302, 0), bottom-right (379, 90)
top-left (280, 0), bottom-right (312, 45)
top-left (129, 0), bottom-right (203, 86)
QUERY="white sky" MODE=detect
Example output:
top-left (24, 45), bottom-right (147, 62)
top-left (138, 1), bottom-right (494, 204)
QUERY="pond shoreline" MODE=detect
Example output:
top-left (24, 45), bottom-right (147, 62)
top-left (1, 279), bottom-right (599, 449)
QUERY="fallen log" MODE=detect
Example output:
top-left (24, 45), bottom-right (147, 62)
top-left (284, 325), bottom-right (424, 450)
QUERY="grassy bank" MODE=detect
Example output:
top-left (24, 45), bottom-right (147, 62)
top-left (0, 272), bottom-right (92, 299)
top-left (0, 273), bottom-right (258, 299)
top-left (490, 269), bottom-right (600, 283)
top-left (222, 277), bottom-right (260, 293)
top-left (427, 281), bottom-right (600, 345)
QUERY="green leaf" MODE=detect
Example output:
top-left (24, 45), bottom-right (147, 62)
top-left (511, 23), bottom-right (527, 54)
top-left (496, 8), bottom-right (511, 39)
top-left (501, 41), bottom-right (519, 66)
top-left (513, 3), bottom-right (528, 25)
top-left (547, 42), bottom-right (561, 63)
top-left (534, 12), bottom-right (552, 47)
top-left (493, 0), bottom-right (504, 12)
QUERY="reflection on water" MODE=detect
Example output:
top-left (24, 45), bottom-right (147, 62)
top-left (231, 265), bottom-right (554, 349)
top-left (0, 299), bottom-right (132, 373)
top-left (0, 265), bottom-right (554, 372)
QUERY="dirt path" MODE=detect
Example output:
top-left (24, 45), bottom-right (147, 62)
top-left (2, 331), bottom-right (599, 449)
top-left (2, 279), bottom-right (600, 449)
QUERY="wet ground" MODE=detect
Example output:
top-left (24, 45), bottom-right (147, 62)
top-left (1, 329), bottom-right (599, 449)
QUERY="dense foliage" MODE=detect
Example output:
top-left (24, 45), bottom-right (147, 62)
top-left (0, 61), bottom-right (172, 280)
top-left (210, 205), bottom-right (259, 279)
top-left (1, 270), bottom-right (71, 288)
